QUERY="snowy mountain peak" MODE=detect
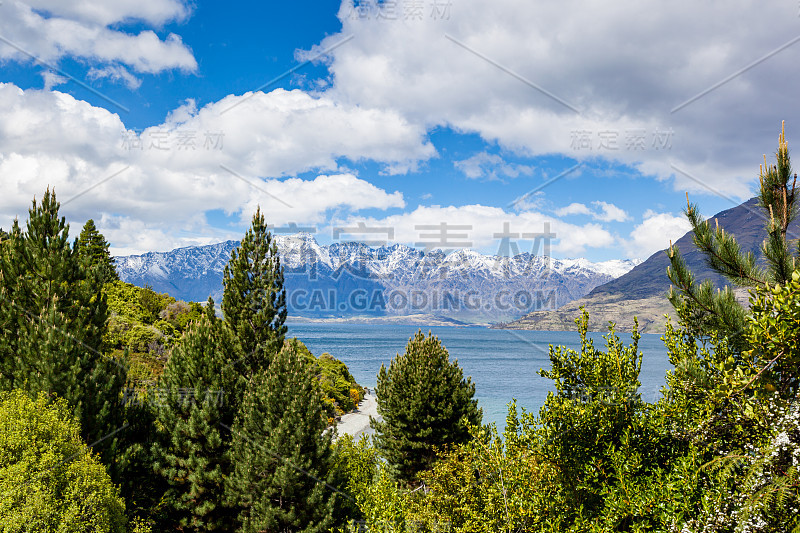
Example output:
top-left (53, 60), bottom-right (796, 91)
top-left (115, 234), bottom-right (639, 323)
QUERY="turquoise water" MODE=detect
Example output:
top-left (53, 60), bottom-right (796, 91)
top-left (287, 323), bottom-right (672, 432)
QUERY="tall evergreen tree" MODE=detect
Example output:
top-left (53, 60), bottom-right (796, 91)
top-left (222, 207), bottom-right (287, 374)
top-left (225, 345), bottom-right (341, 532)
top-left (372, 330), bottom-right (482, 484)
top-left (74, 218), bottom-right (119, 284)
top-left (152, 299), bottom-right (244, 531)
top-left (0, 189), bottom-right (125, 460)
top-left (667, 121), bottom-right (798, 352)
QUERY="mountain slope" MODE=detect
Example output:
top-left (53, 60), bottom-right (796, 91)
top-left (502, 197), bottom-right (800, 332)
top-left (115, 234), bottom-right (639, 324)
top-left (590, 198), bottom-right (766, 299)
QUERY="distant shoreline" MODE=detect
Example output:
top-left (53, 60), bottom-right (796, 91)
top-left (287, 314), bottom-right (489, 328)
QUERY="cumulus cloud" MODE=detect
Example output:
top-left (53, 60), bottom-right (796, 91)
top-left (554, 201), bottom-right (629, 222)
top-left (87, 66), bottom-right (142, 90)
top-left (454, 152), bottom-right (534, 180)
top-left (554, 203), bottom-right (593, 217)
top-left (313, 0), bottom-right (800, 199)
top-left (22, 0), bottom-right (191, 26)
top-left (141, 88), bottom-right (437, 178)
top-left (592, 201), bottom-right (630, 222)
top-left (0, 83), bottom-right (426, 253)
top-left (623, 210), bottom-right (692, 260)
top-left (335, 204), bottom-right (615, 258)
top-left (0, 0), bottom-right (196, 76)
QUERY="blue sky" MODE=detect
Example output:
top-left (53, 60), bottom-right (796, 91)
top-left (1, 1), bottom-right (797, 261)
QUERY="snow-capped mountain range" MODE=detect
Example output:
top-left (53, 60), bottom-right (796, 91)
top-left (115, 233), bottom-right (640, 324)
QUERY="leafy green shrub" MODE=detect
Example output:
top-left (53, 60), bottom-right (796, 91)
top-left (103, 280), bottom-right (202, 382)
top-left (0, 390), bottom-right (126, 532)
top-left (138, 285), bottom-right (170, 322)
top-left (122, 324), bottom-right (163, 354)
top-left (153, 319), bottom-right (176, 338)
top-left (531, 310), bottom-right (694, 529)
top-left (285, 338), bottom-right (364, 417)
top-left (408, 404), bottom-right (554, 533)
top-left (160, 300), bottom-right (203, 330)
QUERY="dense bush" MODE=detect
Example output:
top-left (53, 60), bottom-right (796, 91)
top-left (0, 390), bottom-right (126, 532)
top-left (336, 293), bottom-right (800, 532)
top-left (287, 337), bottom-right (365, 418)
top-left (103, 279), bottom-right (203, 381)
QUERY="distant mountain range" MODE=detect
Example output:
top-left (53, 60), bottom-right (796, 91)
top-left (115, 233), bottom-right (639, 324)
top-left (502, 197), bottom-right (800, 332)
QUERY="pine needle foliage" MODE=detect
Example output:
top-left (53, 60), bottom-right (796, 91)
top-left (74, 218), bottom-right (119, 284)
top-left (225, 345), bottom-right (341, 533)
top-left (222, 206), bottom-right (287, 374)
top-left (152, 298), bottom-right (244, 531)
top-left (372, 330), bottom-right (482, 485)
top-left (668, 121), bottom-right (799, 353)
top-left (0, 189), bottom-right (125, 462)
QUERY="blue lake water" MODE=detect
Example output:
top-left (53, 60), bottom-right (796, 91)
top-left (287, 323), bottom-right (672, 432)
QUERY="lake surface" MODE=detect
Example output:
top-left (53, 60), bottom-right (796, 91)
top-left (287, 323), bottom-right (672, 432)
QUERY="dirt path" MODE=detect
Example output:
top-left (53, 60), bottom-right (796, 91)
top-left (335, 392), bottom-right (380, 441)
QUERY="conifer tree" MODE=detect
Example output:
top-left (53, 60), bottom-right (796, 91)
top-left (0, 189), bottom-right (125, 460)
top-left (222, 207), bottom-right (287, 374)
top-left (152, 298), bottom-right (244, 531)
top-left (225, 345), bottom-right (341, 532)
top-left (74, 218), bottom-right (119, 284)
top-left (668, 121), bottom-right (798, 352)
top-left (372, 330), bottom-right (482, 484)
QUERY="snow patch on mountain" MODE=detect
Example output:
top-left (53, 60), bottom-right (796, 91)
top-left (114, 234), bottom-right (640, 324)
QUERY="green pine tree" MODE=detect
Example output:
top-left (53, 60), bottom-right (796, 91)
top-left (74, 218), bottom-right (119, 284)
top-left (372, 330), bottom-right (482, 485)
top-left (152, 298), bottom-right (244, 531)
top-left (0, 189), bottom-right (126, 461)
top-left (225, 345), bottom-right (341, 533)
top-left (667, 121), bottom-right (798, 353)
top-left (222, 207), bottom-right (287, 374)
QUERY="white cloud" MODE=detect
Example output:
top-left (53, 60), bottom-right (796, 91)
top-left (143, 89), bottom-right (437, 178)
top-left (623, 210), bottom-right (692, 260)
top-left (554, 201), bottom-right (629, 222)
top-left (554, 203), bottom-right (593, 217)
top-left (22, 0), bottom-right (191, 26)
top-left (236, 173), bottom-right (405, 227)
top-left (591, 201), bottom-right (630, 222)
top-left (0, 1), bottom-right (196, 76)
top-left (87, 66), bottom-right (142, 90)
top-left (41, 70), bottom-right (67, 90)
top-left (0, 83), bottom-right (427, 253)
top-left (335, 204), bottom-right (615, 258)
top-left (312, 0), bottom-right (799, 199)
top-left (454, 152), bottom-right (534, 180)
